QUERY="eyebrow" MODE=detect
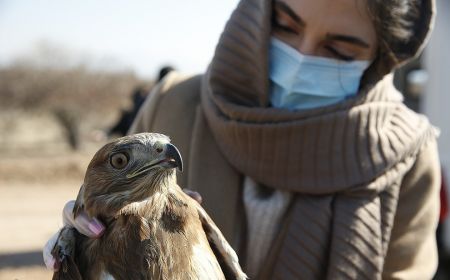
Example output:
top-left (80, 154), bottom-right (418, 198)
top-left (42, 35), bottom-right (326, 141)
top-left (326, 34), bottom-right (370, 48)
top-left (275, 1), bottom-right (370, 49)
top-left (274, 1), bottom-right (305, 26)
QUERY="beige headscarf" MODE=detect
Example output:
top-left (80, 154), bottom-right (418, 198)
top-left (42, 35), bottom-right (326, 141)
top-left (201, 0), bottom-right (436, 278)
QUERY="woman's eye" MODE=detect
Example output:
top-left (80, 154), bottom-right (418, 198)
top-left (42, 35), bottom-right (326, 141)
top-left (110, 153), bottom-right (129, 169)
top-left (324, 46), bottom-right (355, 62)
top-left (272, 18), bottom-right (298, 34)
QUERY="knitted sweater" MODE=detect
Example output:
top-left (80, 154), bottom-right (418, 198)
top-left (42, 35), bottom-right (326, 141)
top-left (130, 71), bottom-right (440, 279)
top-left (129, 0), bottom-right (440, 278)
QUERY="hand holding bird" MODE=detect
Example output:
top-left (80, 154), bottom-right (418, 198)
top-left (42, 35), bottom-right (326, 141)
top-left (50, 133), bottom-right (246, 280)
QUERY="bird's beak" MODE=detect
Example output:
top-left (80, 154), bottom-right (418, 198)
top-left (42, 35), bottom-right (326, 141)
top-left (126, 143), bottom-right (183, 179)
top-left (164, 143), bottom-right (183, 172)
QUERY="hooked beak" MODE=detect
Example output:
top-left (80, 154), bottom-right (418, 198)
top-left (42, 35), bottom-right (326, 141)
top-left (126, 143), bottom-right (183, 179)
top-left (165, 143), bottom-right (183, 172)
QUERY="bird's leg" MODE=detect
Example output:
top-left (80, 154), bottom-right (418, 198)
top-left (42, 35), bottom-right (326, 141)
top-left (51, 227), bottom-right (82, 280)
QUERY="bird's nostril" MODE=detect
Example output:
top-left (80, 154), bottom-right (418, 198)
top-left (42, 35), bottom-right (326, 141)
top-left (156, 147), bottom-right (163, 154)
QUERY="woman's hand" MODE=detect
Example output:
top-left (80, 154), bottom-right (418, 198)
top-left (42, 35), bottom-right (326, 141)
top-left (62, 200), bottom-right (105, 237)
top-left (183, 189), bottom-right (203, 204)
top-left (43, 189), bottom-right (202, 270)
top-left (43, 200), bottom-right (105, 270)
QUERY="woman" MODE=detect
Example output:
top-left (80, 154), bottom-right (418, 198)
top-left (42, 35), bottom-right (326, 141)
top-left (45, 0), bottom-right (440, 278)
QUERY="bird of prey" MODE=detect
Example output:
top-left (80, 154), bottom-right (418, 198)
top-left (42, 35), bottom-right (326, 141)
top-left (51, 133), bottom-right (247, 280)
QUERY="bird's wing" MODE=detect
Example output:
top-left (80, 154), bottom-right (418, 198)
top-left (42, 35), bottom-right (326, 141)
top-left (194, 202), bottom-right (247, 280)
top-left (51, 227), bottom-right (82, 280)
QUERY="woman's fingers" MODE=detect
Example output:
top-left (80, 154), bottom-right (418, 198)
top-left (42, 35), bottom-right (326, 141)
top-left (62, 200), bottom-right (105, 238)
top-left (183, 189), bottom-right (203, 204)
top-left (46, 192), bottom-right (198, 270)
top-left (43, 200), bottom-right (104, 271)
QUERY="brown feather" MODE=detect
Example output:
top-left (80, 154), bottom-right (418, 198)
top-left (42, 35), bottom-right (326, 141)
top-left (51, 133), bottom-right (245, 279)
top-left (51, 228), bottom-right (82, 280)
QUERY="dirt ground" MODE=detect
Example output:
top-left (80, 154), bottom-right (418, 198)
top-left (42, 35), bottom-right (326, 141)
top-left (0, 150), bottom-right (101, 280)
top-left (0, 112), bottom-right (106, 280)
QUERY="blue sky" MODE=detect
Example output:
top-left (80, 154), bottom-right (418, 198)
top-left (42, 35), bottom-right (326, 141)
top-left (0, 0), bottom-right (240, 78)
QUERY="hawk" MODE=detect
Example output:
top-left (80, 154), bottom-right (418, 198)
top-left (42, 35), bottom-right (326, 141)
top-left (51, 133), bottom-right (247, 280)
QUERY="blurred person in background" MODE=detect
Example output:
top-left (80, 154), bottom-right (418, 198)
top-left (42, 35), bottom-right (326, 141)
top-left (45, 0), bottom-right (441, 278)
top-left (107, 86), bottom-right (147, 137)
top-left (108, 66), bottom-right (175, 137)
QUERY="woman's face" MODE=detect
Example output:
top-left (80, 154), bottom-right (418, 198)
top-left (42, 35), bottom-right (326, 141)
top-left (272, 0), bottom-right (378, 62)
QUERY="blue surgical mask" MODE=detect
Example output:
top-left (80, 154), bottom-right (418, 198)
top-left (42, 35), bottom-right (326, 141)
top-left (269, 37), bottom-right (371, 110)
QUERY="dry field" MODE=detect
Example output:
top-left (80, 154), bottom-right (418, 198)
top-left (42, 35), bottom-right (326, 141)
top-left (0, 62), bottom-right (148, 279)
top-left (0, 111), bottom-right (109, 280)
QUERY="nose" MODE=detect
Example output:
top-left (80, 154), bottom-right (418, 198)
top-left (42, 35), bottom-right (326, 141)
top-left (296, 36), bottom-right (318, 56)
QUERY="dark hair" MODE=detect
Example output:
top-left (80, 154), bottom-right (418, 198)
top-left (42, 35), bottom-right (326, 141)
top-left (357, 0), bottom-right (426, 85)
top-left (158, 66), bottom-right (175, 82)
top-left (365, 0), bottom-right (420, 64)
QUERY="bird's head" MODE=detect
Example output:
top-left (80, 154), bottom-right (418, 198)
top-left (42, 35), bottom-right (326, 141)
top-left (74, 133), bottom-right (183, 219)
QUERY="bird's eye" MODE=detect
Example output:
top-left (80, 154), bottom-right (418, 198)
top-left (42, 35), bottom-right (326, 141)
top-left (110, 153), bottom-right (129, 169)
